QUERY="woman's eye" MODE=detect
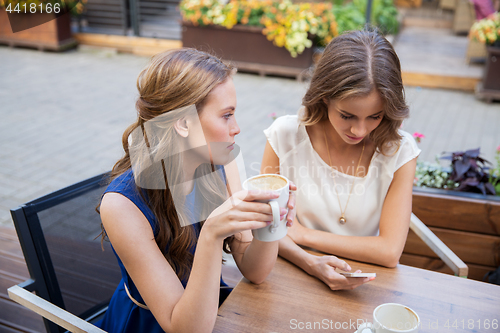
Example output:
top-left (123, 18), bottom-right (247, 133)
top-left (340, 114), bottom-right (353, 120)
top-left (371, 115), bottom-right (382, 120)
top-left (223, 113), bottom-right (233, 120)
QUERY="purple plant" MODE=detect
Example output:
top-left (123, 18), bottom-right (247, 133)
top-left (441, 148), bottom-right (496, 196)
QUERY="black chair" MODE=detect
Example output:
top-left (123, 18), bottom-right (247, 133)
top-left (7, 172), bottom-right (121, 333)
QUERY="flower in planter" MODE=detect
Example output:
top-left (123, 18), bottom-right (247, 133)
top-left (261, 1), bottom-right (338, 56)
top-left (412, 131), bottom-right (425, 143)
top-left (415, 160), bottom-right (456, 189)
top-left (268, 112), bottom-right (277, 120)
top-left (469, 12), bottom-right (500, 47)
top-left (180, 0), bottom-right (338, 57)
top-left (180, 0), bottom-right (398, 57)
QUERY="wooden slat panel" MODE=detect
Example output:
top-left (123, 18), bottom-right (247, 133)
top-left (0, 251), bottom-right (30, 280)
top-left (400, 253), bottom-right (495, 282)
top-left (86, 0), bottom-right (124, 4)
top-left (0, 227), bottom-right (45, 333)
top-left (84, 0), bottom-right (126, 31)
top-left (0, 293), bottom-right (45, 333)
top-left (1, 269), bottom-right (28, 298)
top-left (0, 227), bottom-right (20, 241)
top-left (412, 191), bottom-right (500, 235)
top-left (404, 228), bottom-right (500, 267)
top-left (0, 322), bottom-right (40, 333)
top-left (85, 8), bottom-right (124, 16)
top-left (85, 19), bottom-right (124, 26)
top-left (0, 243), bottom-right (24, 259)
top-left (86, 4), bottom-right (124, 11)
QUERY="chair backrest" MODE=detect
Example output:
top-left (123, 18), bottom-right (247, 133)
top-left (10, 172), bottom-right (122, 333)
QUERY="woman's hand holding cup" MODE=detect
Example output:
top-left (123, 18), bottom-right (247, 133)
top-left (203, 189), bottom-right (285, 242)
top-left (243, 174), bottom-right (292, 242)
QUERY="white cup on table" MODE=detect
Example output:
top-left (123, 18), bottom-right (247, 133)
top-left (356, 303), bottom-right (420, 333)
top-left (242, 174), bottom-right (289, 242)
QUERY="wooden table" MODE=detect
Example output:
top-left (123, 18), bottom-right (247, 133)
top-left (214, 253), bottom-right (500, 332)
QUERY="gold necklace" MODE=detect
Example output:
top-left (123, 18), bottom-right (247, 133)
top-left (323, 123), bottom-right (365, 225)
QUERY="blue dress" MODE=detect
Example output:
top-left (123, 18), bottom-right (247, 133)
top-left (97, 169), bottom-right (230, 333)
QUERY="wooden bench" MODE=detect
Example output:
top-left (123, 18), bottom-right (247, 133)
top-left (401, 187), bottom-right (500, 281)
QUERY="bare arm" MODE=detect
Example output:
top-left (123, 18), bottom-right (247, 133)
top-left (101, 187), bottom-right (280, 332)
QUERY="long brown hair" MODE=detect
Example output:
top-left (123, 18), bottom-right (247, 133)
top-left (103, 48), bottom-right (234, 281)
top-left (302, 29), bottom-right (409, 155)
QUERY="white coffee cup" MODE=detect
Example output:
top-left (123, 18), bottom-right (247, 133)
top-left (356, 303), bottom-right (420, 333)
top-left (242, 174), bottom-right (289, 242)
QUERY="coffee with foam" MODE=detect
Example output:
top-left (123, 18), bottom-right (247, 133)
top-left (246, 175), bottom-right (287, 191)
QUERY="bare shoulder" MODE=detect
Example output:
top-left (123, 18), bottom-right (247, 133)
top-left (100, 192), bottom-right (151, 233)
top-left (101, 192), bottom-right (138, 214)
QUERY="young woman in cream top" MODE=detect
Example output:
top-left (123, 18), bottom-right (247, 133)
top-left (261, 30), bottom-right (420, 291)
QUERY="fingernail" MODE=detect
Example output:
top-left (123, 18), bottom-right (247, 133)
top-left (281, 208), bottom-right (287, 214)
top-left (346, 264), bottom-right (351, 271)
top-left (266, 221), bottom-right (272, 225)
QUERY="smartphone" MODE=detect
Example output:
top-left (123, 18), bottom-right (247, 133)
top-left (339, 272), bottom-right (376, 278)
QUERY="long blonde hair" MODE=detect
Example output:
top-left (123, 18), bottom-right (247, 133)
top-left (302, 29), bottom-right (409, 155)
top-left (104, 49), bottom-right (234, 281)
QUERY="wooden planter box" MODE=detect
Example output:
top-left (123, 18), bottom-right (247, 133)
top-left (181, 22), bottom-right (315, 80)
top-left (0, 8), bottom-right (76, 51)
top-left (401, 187), bottom-right (500, 282)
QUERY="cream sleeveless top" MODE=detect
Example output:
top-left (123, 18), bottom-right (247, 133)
top-left (264, 114), bottom-right (421, 236)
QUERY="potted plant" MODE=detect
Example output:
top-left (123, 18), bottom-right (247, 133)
top-left (180, 0), bottom-right (339, 78)
top-left (469, 12), bottom-right (500, 102)
top-left (0, 0), bottom-right (85, 50)
top-left (408, 141), bottom-right (500, 282)
top-left (180, 0), bottom-right (399, 79)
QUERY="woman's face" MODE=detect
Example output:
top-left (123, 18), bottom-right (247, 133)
top-left (326, 89), bottom-right (385, 145)
top-left (189, 77), bottom-right (240, 164)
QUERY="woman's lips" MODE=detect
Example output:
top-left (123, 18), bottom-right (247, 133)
top-left (227, 142), bottom-right (235, 150)
top-left (346, 134), bottom-right (363, 141)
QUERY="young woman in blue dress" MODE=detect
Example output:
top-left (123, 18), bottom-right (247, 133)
top-left (261, 30), bottom-right (420, 291)
top-left (98, 48), bottom-right (296, 333)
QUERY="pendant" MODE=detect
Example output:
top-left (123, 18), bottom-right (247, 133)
top-left (339, 216), bottom-right (346, 224)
